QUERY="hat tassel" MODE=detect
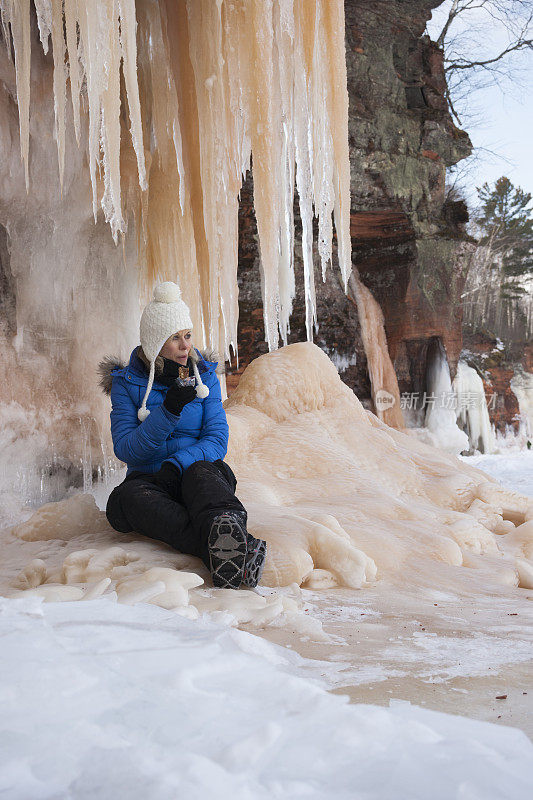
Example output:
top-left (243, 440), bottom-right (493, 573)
top-left (138, 360), bottom-right (156, 421)
top-left (193, 362), bottom-right (210, 398)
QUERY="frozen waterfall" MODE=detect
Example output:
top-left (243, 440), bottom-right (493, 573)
top-left (408, 340), bottom-right (496, 456)
top-left (510, 365), bottom-right (533, 443)
top-left (453, 360), bottom-right (495, 455)
top-left (423, 340), bottom-right (470, 455)
top-left (0, 0), bottom-right (407, 514)
top-left (0, 0), bottom-right (352, 359)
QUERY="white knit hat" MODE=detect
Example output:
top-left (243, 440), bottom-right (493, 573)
top-left (137, 281), bottom-right (209, 421)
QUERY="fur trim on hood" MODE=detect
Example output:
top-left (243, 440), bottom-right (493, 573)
top-left (97, 346), bottom-right (224, 396)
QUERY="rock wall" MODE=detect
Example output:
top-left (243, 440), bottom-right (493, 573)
top-left (228, 0), bottom-right (474, 410)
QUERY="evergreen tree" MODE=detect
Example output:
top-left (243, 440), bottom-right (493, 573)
top-left (475, 176), bottom-right (533, 300)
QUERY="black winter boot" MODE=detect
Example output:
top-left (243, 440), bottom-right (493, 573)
top-left (242, 533), bottom-right (267, 589)
top-left (208, 512), bottom-right (248, 589)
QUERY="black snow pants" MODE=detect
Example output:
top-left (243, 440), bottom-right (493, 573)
top-left (105, 460), bottom-right (246, 569)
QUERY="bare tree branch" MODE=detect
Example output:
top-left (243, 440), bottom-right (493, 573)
top-left (436, 0), bottom-right (461, 47)
top-left (427, 1), bottom-right (533, 130)
top-left (445, 34), bottom-right (532, 71)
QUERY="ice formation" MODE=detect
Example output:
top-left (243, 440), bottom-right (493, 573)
top-left (6, 529), bottom-right (303, 627)
top-left (453, 360), bottom-right (495, 454)
top-left (348, 272), bottom-right (405, 429)
top-left (224, 343), bottom-right (533, 588)
top-left (0, 0), bottom-right (407, 508)
top-left (511, 365), bottom-right (533, 440)
top-left (3, 343), bottom-right (533, 621)
top-left (0, 0), bottom-right (352, 359)
top-left (423, 339), bottom-right (470, 455)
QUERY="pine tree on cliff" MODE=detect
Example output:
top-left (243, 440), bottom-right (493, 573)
top-left (475, 176), bottom-right (533, 301)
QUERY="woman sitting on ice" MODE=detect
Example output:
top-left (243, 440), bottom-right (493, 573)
top-left (98, 281), bottom-right (266, 589)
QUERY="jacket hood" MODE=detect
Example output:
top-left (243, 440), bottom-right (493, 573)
top-left (97, 345), bottom-right (223, 396)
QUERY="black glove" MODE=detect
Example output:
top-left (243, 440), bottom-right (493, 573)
top-left (148, 461), bottom-right (182, 496)
top-left (163, 383), bottom-right (196, 416)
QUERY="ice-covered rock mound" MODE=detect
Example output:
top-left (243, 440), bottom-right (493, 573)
top-left (224, 342), bottom-right (533, 590)
top-left (3, 342), bottom-right (533, 622)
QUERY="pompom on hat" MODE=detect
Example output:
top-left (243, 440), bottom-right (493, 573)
top-left (137, 281), bottom-right (209, 421)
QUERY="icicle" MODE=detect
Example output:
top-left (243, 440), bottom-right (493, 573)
top-left (311, 0), bottom-right (334, 282)
top-left (186, 0), bottom-right (233, 355)
top-left (100, 0), bottom-right (124, 242)
top-left (294, 1), bottom-right (318, 340)
top-left (220, 0), bottom-right (253, 360)
top-left (118, 0), bottom-right (147, 191)
top-left (423, 343), bottom-right (470, 454)
top-left (511, 366), bottom-right (533, 441)
top-left (321, 0), bottom-right (351, 291)
top-left (135, 0), bottom-right (205, 345)
top-left (76, 1), bottom-right (102, 221)
top-left (1, 0), bottom-right (32, 189)
top-left (273, 0), bottom-right (296, 345)
top-left (64, 0), bottom-right (81, 145)
top-left (50, 0), bottom-right (66, 189)
top-left (33, 0), bottom-right (52, 53)
top-left (159, 0), bottom-right (213, 343)
top-left (245, 0), bottom-right (280, 350)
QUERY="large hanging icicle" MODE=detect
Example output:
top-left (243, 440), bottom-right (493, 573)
top-left (0, 0), bottom-right (352, 359)
top-left (425, 342), bottom-right (470, 455)
top-left (64, 0), bottom-right (81, 144)
top-left (157, 0), bottom-right (351, 355)
top-left (0, 0), bottom-right (31, 189)
top-left (50, 0), bottom-right (66, 189)
top-left (118, 0), bottom-right (147, 192)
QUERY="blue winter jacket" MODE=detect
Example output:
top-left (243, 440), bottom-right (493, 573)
top-left (108, 347), bottom-right (229, 476)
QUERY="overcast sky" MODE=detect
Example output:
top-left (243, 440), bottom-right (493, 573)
top-left (425, 1), bottom-right (533, 207)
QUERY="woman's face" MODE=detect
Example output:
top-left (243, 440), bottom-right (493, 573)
top-left (159, 329), bottom-right (193, 365)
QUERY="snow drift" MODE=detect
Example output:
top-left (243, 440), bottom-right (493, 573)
top-left (1, 595), bottom-right (532, 800)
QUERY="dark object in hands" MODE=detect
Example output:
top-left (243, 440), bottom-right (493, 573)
top-left (148, 461), bottom-right (182, 496)
top-left (163, 383), bottom-right (196, 416)
top-left (161, 358), bottom-right (195, 387)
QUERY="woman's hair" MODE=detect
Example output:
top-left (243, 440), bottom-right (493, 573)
top-left (137, 345), bottom-right (164, 377)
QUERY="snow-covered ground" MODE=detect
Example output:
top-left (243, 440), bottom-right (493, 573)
top-left (2, 594), bottom-right (532, 800)
top-left (460, 450), bottom-right (533, 499)
top-left (1, 449), bottom-right (533, 797)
